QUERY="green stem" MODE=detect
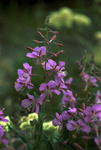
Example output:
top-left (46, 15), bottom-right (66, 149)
top-left (43, 132), bottom-right (55, 150)
top-left (8, 124), bottom-right (33, 150)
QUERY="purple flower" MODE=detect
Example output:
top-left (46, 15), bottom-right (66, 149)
top-left (81, 72), bottom-right (89, 82)
top-left (95, 91), bottom-right (101, 104)
top-left (95, 137), bottom-right (101, 147)
top-left (81, 72), bottom-right (98, 87)
top-left (66, 119), bottom-right (91, 133)
top-left (65, 78), bottom-right (73, 86)
top-left (18, 63), bottom-right (32, 76)
top-left (21, 94), bottom-right (43, 114)
top-left (61, 111), bottom-right (71, 120)
top-left (15, 82), bottom-right (24, 91)
top-left (26, 46), bottom-right (46, 58)
top-left (39, 80), bottom-right (61, 96)
top-left (42, 59), bottom-right (57, 70)
top-left (0, 112), bottom-right (8, 123)
top-left (83, 106), bottom-right (93, 122)
top-left (39, 83), bottom-right (47, 91)
top-left (53, 108), bottom-right (77, 127)
top-left (21, 94), bottom-right (42, 114)
top-left (0, 136), bottom-right (8, 145)
top-left (62, 90), bottom-right (76, 106)
top-left (68, 107), bottom-right (77, 114)
top-left (42, 59), bottom-right (66, 77)
top-left (15, 63), bottom-right (33, 91)
top-left (66, 120), bottom-right (77, 131)
top-left (56, 61), bottom-right (65, 71)
top-left (90, 76), bottom-right (98, 87)
top-left (92, 104), bottom-right (101, 121)
top-left (21, 94), bottom-right (35, 108)
top-left (32, 102), bottom-right (40, 114)
top-left (52, 113), bottom-right (63, 127)
top-left (81, 125), bottom-right (91, 133)
top-left (62, 107), bottom-right (77, 120)
top-left (82, 104), bottom-right (101, 122)
top-left (0, 126), bottom-right (4, 137)
top-left (77, 119), bottom-right (91, 133)
top-left (37, 93), bottom-right (46, 105)
top-left (42, 59), bottom-right (66, 87)
top-left (23, 63), bottom-right (32, 75)
top-left (55, 76), bottom-right (67, 92)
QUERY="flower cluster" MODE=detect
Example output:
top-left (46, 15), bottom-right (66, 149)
top-left (53, 102), bottom-right (101, 130)
top-left (15, 30), bottom-right (101, 149)
top-left (53, 90), bottom-right (101, 148)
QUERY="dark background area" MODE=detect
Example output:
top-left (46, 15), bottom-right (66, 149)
top-left (0, 0), bottom-right (98, 9)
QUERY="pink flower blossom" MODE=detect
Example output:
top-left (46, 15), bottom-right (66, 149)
top-left (26, 46), bottom-right (46, 58)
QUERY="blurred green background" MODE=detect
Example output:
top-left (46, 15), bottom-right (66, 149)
top-left (0, 0), bottom-right (101, 115)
